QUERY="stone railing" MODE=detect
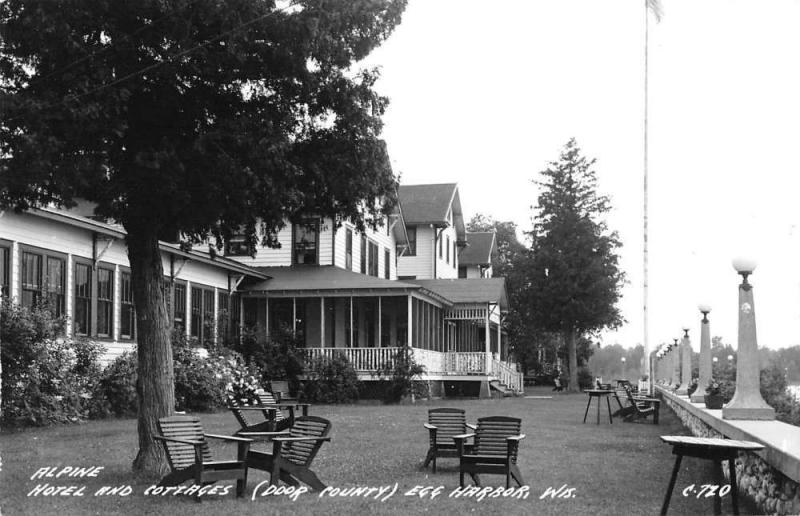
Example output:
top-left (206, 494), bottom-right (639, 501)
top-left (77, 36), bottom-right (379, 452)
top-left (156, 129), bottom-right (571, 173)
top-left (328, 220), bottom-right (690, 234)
top-left (658, 387), bottom-right (800, 515)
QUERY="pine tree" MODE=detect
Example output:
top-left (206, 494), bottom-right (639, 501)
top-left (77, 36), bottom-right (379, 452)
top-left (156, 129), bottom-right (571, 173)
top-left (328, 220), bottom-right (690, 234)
top-left (526, 139), bottom-right (625, 392)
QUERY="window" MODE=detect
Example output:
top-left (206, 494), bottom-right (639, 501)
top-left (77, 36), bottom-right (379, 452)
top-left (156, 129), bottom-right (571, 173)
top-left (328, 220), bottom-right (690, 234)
top-left (191, 285), bottom-right (216, 344)
top-left (360, 234), bottom-right (367, 274)
top-left (453, 241), bottom-right (457, 268)
top-left (368, 241), bottom-right (379, 277)
top-left (345, 229), bottom-right (353, 270)
top-left (173, 282), bottom-right (186, 330)
top-left (21, 252), bottom-right (42, 309)
top-left (225, 226), bottom-right (250, 256)
top-left (384, 249), bottom-right (390, 279)
top-left (217, 291), bottom-right (230, 340)
top-left (96, 267), bottom-right (114, 338)
top-left (446, 236), bottom-right (450, 263)
top-left (0, 244), bottom-right (9, 297)
top-left (399, 226), bottom-right (416, 256)
top-left (293, 220), bottom-right (319, 265)
top-left (74, 262), bottom-right (92, 336)
top-left (21, 249), bottom-right (65, 315)
top-left (120, 271), bottom-right (135, 340)
top-left (46, 256), bottom-right (65, 316)
top-left (438, 234), bottom-right (443, 258)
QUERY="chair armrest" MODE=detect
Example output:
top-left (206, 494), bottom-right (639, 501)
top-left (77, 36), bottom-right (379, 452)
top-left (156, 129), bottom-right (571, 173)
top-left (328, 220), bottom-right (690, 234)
top-left (154, 435), bottom-right (203, 446)
top-left (272, 436), bottom-right (331, 444)
top-left (204, 433), bottom-right (253, 443)
top-left (466, 423), bottom-right (477, 430)
top-left (507, 434), bottom-right (526, 441)
top-left (423, 423), bottom-right (437, 430)
top-left (452, 433), bottom-right (476, 440)
top-left (237, 430), bottom-right (291, 438)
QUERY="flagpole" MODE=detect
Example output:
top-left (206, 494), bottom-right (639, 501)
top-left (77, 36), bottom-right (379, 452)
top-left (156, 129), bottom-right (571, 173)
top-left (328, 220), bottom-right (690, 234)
top-left (643, 0), bottom-right (651, 392)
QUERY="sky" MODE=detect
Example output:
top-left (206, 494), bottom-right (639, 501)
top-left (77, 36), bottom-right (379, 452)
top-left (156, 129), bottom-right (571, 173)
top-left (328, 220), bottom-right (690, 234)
top-left (361, 0), bottom-right (800, 353)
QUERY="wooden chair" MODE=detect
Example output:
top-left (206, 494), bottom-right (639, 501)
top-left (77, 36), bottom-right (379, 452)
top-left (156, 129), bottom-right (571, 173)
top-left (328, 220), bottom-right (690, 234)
top-left (154, 415), bottom-right (251, 498)
top-left (255, 391), bottom-right (310, 432)
top-left (453, 416), bottom-right (525, 488)
top-left (423, 408), bottom-right (476, 472)
top-left (622, 384), bottom-right (660, 424)
top-left (269, 380), bottom-right (297, 402)
top-left (243, 416), bottom-right (332, 491)
top-left (227, 394), bottom-right (278, 436)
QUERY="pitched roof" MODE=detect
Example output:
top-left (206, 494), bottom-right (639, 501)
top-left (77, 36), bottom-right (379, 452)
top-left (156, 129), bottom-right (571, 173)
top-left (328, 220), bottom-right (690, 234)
top-left (242, 266), bottom-right (452, 306)
top-left (459, 232), bottom-right (496, 266)
top-left (398, 183), bottom-right (458, 225)
top-left (407, 278), bottom-right (508, 310)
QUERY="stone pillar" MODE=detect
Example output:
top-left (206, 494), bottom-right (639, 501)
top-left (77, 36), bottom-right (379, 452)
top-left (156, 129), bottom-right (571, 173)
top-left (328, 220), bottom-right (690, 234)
top-left (671, 338), bottom-right (681, 388)
top-left (676, 328), bottom-right (692, 395)
top-left (691, 306), bottom-right (712, 403)
top-left (723, 260), bottom-right (775, 420)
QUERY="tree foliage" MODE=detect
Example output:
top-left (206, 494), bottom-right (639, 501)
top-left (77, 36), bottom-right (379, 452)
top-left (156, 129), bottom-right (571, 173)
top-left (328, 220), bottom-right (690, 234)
top-left (0, 0), bottom-right (406, 474)
top-left (525, 139), bottom-right (625, 391)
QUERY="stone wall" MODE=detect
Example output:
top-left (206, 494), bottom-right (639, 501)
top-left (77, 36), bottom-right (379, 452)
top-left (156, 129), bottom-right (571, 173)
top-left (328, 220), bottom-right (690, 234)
top-left (662, 391), bottom-right (800, 515)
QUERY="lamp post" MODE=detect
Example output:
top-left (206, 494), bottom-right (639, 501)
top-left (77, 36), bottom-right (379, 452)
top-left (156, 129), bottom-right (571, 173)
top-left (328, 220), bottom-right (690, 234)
top-left (691, 305), bottom-right (712, 403)
top-left (671, 337), bottom-right (681, 389)
top-left (621, 357), bottom-right (626, 379)
top-left (723, 258), bottom-right (775, 420)
top-left (676, 327), bottom-right (692, 395)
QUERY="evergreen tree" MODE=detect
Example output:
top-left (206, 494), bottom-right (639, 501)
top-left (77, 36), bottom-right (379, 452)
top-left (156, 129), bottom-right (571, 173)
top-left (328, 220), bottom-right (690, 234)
top-left (525, 139), bottom-right (625, 392)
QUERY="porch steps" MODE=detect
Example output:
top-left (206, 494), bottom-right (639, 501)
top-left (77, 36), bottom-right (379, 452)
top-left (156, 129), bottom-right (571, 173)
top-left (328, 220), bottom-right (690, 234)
top-left (489, 380), bottom-right (518, 397)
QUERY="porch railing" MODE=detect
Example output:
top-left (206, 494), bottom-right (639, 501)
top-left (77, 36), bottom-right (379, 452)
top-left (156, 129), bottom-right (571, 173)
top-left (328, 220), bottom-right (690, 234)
top-left (491, 358), bottom-right (524, 393)
top-left (301, 348), bottom-right (521, 381)
top-left (302, 347), bottom-right (401, 373)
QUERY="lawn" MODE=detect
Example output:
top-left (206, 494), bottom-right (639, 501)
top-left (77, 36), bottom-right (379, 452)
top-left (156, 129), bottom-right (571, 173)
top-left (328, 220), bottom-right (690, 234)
top-left (0, 387), bottom-right (758, 515)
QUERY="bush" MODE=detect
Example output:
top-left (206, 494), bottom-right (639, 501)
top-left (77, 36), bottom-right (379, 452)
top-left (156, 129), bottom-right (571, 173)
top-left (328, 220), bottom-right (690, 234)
top-left (98, 351), bottom-right (138, 417)
top-left (301, 352), bottom-right (360, 403)
top-left (577, 366), bottom-right (594, 390)
top-left (375, 347), bottom-right (426, 403)
top-left (235, 325), bottom-right (304, 392)
top-left (1, 301), bottom-right (105, 426)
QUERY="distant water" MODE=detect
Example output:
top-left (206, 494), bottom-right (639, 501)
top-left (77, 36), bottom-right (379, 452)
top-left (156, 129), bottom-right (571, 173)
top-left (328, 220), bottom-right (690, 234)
top-left (789, 384), bottom-right (800, 401)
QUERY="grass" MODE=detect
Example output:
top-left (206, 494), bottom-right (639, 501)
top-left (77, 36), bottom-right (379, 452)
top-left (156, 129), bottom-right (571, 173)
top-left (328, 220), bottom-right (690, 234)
top-left (0, 387), bottom-right (759, 515)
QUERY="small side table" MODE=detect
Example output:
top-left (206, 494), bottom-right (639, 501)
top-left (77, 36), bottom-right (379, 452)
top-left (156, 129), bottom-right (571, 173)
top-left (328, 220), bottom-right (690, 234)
top-left (659, 435), bottom-right (764, 515)
top-left (582, 389), bottom-right (614, 425)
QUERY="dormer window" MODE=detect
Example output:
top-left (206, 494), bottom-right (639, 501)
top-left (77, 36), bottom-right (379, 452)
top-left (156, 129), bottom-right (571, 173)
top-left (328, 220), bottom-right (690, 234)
top-left (225, 226), bottom-right (250, 256)
top-left (293, 220), bottom-right (319, 265)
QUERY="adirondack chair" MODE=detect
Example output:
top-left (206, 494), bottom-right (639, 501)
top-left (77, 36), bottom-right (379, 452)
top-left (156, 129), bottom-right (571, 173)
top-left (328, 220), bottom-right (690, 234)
top-left (453, 416), bottom-right (525, 488)
top-left (155, 415), bottom-right (251, 498)
top-left (269, 380), bottom-right (297, 402)
top-left (622, 384), bottom-right (660, 424)
top-left (423, 408), bottom-right (476, 473)
top-left (255, 391), bottom-right (310, 432)
top-left (243, 416), bottom-right (332, 491)
top-left (227, 394), bottom-right (278, 435)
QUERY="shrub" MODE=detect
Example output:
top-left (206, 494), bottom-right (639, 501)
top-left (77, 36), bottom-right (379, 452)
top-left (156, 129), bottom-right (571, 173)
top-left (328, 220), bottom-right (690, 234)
top-left (301, 352), bottom-right (360, 403)
top-left (375, 347), bottom-right (426, 403)
top-left (1, 301), bottom-right (105, 426)
top-left (98, 351), bottom-right (138, 417)
top-left (577, 366), bottom-right (594, 390)
top-left (235, 324), bottom-right (304, 391)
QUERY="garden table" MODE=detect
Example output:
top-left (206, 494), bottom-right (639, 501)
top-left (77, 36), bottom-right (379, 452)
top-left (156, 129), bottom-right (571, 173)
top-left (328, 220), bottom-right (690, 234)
top-left (582, 389), bottom-right (614, 424)
top-left (659, 435), bottom-right (764, 516)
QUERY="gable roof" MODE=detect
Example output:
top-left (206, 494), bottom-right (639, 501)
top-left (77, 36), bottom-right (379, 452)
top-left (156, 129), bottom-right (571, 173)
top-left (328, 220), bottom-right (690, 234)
top-left (398, 183), bottom-right (465, 241)
top-left (407, 278), bottom-right (509, 310)
top-left (459, 232), bottom-right (496, 266)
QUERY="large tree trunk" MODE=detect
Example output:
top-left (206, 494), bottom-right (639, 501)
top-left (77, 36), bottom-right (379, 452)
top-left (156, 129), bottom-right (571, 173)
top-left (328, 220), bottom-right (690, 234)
top-left (565, 327), bottom-right (579, 393)
top-left (126, 225), bottom-right (174, 477)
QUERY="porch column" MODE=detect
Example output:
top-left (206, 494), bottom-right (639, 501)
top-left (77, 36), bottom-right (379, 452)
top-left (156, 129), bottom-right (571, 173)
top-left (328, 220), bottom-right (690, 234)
top-left (265, 297), bottom-right (270, 340)
top-left (497, 310), bottom-right (502, 360)
top-left (377, 297), bottom-right (382, 347)
top-left (292, 297), bottom-right (296, 335)
top-left (484, 303), bottom-right (491, 373)
top-left (320, 297), bottom-right (325, 347)
top-left (349, 296), bottom-right (354, 347)
top-left (407, 295), bottom-right (413, 349)
top-left (238, 295), bottom-right (244, 345)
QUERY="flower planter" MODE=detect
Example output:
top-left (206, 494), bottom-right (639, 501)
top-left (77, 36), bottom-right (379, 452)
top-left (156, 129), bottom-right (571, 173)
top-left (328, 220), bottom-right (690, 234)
top-left (704, 393), bottom-right (724, 409)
